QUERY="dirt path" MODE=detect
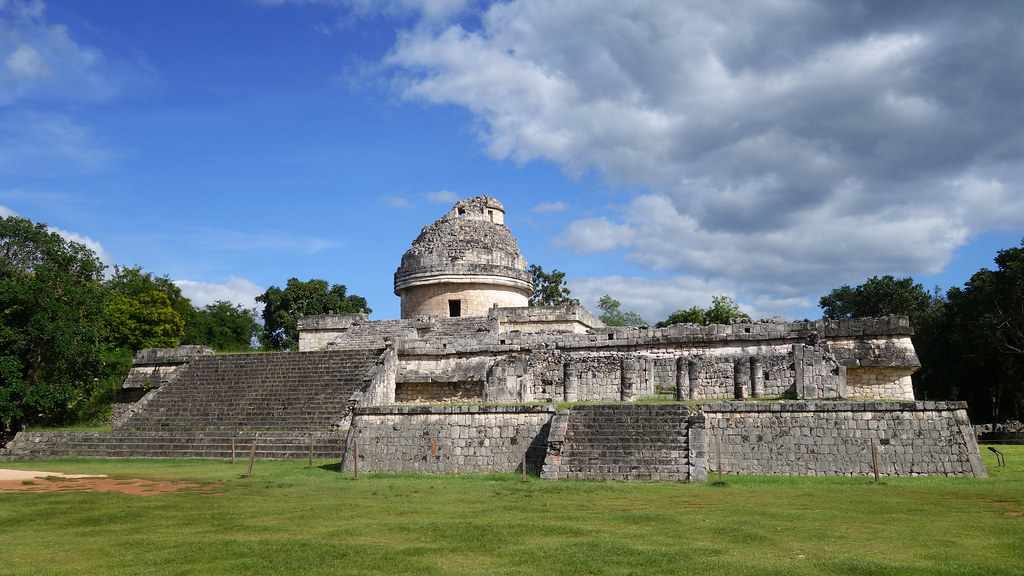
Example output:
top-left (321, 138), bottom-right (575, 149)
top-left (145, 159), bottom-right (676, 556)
top-left (0, 468), bottom-right (217, 496)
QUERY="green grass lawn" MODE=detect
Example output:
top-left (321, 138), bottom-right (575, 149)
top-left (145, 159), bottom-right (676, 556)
top-left (1, 446), bottom-right (1021, 576)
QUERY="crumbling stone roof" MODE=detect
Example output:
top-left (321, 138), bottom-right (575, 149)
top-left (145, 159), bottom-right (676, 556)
top-left (395, 195), bottom-right (533, 291)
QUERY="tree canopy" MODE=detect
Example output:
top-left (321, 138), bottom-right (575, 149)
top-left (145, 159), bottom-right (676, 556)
top-left (597, 295), bottom-right (646, 326)
top-left (0, 216), bottom-right (107, 429)
top-left (819, 275), bottom-right (934, 326)
top-left (528, 265), bottom-right (578, 307)
top-left (183, 301), bottom-right (261, 353)
top-left (656, 295), bottom-right (750, 327)
top-left (102, 266), bottom-right (191, 352)
top-left (257, 278), bottom-right (371, 351)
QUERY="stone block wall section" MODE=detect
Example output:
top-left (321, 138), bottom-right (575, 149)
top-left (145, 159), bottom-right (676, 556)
top-left (703, 401), bottom-right (987, 477)
top-left (341, 405), bottom-right (556, 474)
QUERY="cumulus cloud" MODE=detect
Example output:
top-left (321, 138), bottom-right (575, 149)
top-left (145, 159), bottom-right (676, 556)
top-left (0, 204), bottom-right (15, 218)
top-left (368, 1), bottom-right (1024, 317)
top-left (569, 275), bottom-right (751, 326)
top-left (0, 0), bottom-right (155, 106)
top-left (174, 277), bottom-right (266, 312)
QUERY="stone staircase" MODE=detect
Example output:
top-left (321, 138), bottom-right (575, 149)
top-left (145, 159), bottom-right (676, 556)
top-left (0, 348), bottom-right (383, 461)
top-left (547, 404), bottom-right (702, 482)
top-left (116, 349), bottom-right (382, 433)
top-left (0, 430), bottom-right (345, 461)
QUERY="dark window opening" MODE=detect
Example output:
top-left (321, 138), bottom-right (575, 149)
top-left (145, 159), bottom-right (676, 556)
top-left (487, 210), bottom-right (494, 222)
top-left (448, 299), bottom-right (462, 317)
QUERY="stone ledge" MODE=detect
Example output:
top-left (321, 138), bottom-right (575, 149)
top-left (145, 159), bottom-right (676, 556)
top-left (355, 404), bottom-right (559, 416)
top-left (700, 400), bottom-right (968, 412)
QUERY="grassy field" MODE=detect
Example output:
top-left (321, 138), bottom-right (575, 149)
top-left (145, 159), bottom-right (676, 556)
top-left (0, 446), bottom-right (1021, 576)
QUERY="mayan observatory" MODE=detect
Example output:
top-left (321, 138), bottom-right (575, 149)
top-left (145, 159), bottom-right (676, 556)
top-left (2, 196), bottom-right (987, 479)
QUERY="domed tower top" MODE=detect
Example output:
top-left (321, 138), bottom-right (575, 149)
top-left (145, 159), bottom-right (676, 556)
top-left (394, 196), bottom-right (534, 319)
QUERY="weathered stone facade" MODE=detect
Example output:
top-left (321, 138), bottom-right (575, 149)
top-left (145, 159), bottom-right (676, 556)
top-left (1, 195), bottom-right (986, 480)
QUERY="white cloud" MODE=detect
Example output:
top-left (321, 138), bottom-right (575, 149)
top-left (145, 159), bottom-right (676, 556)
top-left (174, 277), bottom-right (266, 312)
top-left (555, 217), bottom-right (635, 255)
top-left (426, 190), bottom-right (458, 203)
top-left (5, 44), bottom-right (50, 78)
top-left (0, 204), bottom-right (15, 218)
top-left (531, 201), bottom-right (566, 213)
top-left (371, 1), bottom-right (1024, 316)
top-left (0, 0), bottom-right (156, 106)
top-left (569, 275), bottom-right (750, 326)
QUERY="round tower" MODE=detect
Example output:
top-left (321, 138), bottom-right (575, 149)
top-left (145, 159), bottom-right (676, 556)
top-left (394, 196), bottom-right (534, 318)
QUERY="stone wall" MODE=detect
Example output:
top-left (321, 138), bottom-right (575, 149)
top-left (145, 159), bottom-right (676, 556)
top-left (342, 405), bottom-right (556, 474)
top-left (846, 367), bottom-right (914, 399)
top-left (703, 401), bottom-right (986, 477)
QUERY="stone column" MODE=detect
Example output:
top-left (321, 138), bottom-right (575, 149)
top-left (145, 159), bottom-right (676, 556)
top-left (793, 344), bottom-right (804, 399)
top-left (733, 357), bottom-right (749, 399)
top-left (750, 357), bottom-right (763, 399)
top-left (687, 358), bottom-right (699, 400)
top-left (675, 357), bottom-right (689, 401)
top-left (563, 361), bottom-right (578, 403)
top-left (621, 355), bottom-right (641, 402)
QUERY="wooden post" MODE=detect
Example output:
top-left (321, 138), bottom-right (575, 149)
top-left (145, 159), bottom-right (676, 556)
top-left (308, 436), bottom-right (314, 469)
top-left (871, 438), bottom-right (880, 483)
top-left (243, 440), bottom-right (256, 478)
top-left (522, 449), bottom-right (528, 482)
top-left (353, 439), bottom-right (359, 480)
top-left (231, 438), bottom-right (236, 464)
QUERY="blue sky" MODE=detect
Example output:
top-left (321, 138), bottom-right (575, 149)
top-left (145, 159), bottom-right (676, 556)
top-left (2, 0), bottom-right (1022, 323)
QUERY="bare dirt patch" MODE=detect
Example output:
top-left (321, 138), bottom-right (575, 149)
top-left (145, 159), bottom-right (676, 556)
top-left (0, 469), bottom-right (218, 496)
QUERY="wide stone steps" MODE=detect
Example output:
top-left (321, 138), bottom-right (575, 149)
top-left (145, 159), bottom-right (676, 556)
top-left (117, 349), bottom-right (382, 432)
top-left (558, 404), bottom-right (694, 481)
top-left (0, 430), bottom-right (346, 461)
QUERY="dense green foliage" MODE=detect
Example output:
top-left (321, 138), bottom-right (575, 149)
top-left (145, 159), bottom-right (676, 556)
top-left (1, 215), bottom-right (345, 431)
top-left (183, 301), bottom-right (262, 353)
top-left (656, 295), bottom-right (750, 327)
top-left (103, 266), bottom-right (190, 351)
top-left (527, 264), bottom-right (578, 306)
top-left (597, 294), bottom-right (646, 326)
top-left (257, 278), bottom-right (371, 351)
top-left (0, 217), bottom-right (107, 430)
top-left (819, 243), bottom-right (1024, 423)
top-left (0, 448), bottom-right (1020, 575)
top-left (913, 240), bottom-right (1024, 422)
top-left (819, 275), bottom-right (935, 326)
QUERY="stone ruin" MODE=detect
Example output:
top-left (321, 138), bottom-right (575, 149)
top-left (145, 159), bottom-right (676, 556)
top-left (0, 196), bottom-right (987, 479)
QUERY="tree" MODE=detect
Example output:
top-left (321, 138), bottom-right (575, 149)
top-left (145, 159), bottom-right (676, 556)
top-left (528, 264), bottom-right (579, 306)
top-left (0, 216), bottom-right (107, 430)
top-left (257, 278), bottom-right (371, 351)
top-left (102, 266), bottom-right (190, 352)
top-left (656, 295), bottom-right (750, 327)
top-left (597, 294), bottom-right (646, 326)
top-left (819, 275), bottom-right (934, 326)
top-left (925, 239), bottom-right (1024, 422)
top-left (183, 301), bottom-right (262, 352)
